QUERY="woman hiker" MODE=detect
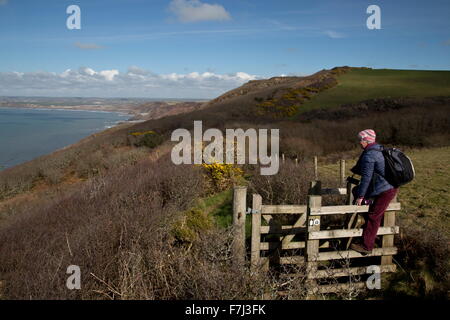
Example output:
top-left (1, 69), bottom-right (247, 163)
top-left (350, 129), bottom-right (398, 255)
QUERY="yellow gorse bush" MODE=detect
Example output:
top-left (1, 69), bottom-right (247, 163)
top-left (202, 162), bottom-right (243, 180)
top-left (130, 130), bottom-right (156, 136)
top-left (201, 161), bottom-right (243, 191)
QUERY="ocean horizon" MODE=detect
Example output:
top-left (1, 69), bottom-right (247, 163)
top-left (0, 107), bottom-right (130, 170)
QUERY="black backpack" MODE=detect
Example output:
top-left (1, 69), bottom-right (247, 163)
top-left (381, 147), bottom-right (415, 188)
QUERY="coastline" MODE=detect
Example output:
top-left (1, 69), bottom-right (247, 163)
top-left (0, 107), bottom-right (133, 170)
top-left (0, 105), bottom-right (134, 126)
top-left (0, 104), bottom-right (135, 117)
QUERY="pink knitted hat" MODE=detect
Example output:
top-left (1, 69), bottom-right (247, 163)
top-left (358, 129), bottom-right (376, 143)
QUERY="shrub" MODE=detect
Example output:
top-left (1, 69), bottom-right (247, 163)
top-left (0, 152), bottom-right (282, 299)
top-left (0, 154), bottom-right (207, 299)
top-left (171, 208), bottom-right (213, 244)
top-left (247, 159), bottom-right (314, 205)
top-left (128, 131), bottom-right (164, 149)
top-left (201, 162), bottom-right (244, 192)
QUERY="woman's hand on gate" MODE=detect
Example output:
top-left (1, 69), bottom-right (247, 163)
top-left (356, 197), bottom-right (364, 206)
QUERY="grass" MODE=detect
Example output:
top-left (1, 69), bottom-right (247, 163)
top-left (298, 68), bottom-right (450, 112)
top-left (194, 189), bottom-right (234, 228)
top-left (395, 146), bottom-right (450, 234)
top-left (192, 188), bottom-right (254, 239)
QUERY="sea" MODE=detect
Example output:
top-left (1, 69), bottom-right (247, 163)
top-left (0, 107), bottom-right (131, 170)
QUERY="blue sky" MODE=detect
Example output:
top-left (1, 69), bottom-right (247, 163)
top-left (0, 0), bottom-right (449, 98)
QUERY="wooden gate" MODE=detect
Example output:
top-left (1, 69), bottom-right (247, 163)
top-left (249, 180), bottom-right (400, 295)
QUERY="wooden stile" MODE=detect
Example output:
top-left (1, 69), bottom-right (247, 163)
top-left (314, 156), bottom-right (318, 180)
top-left (251, 194), bottom-right (262, 271)
top-left (381, 210), bottom-right (396, 265)
top-left (309, 202), bottom-right (400, 215)
top-left (311, 264), bottom-right (396, 279)
top-left (232, 186), bottom-right (247, 267)
top-left (340, 159), bottom-right (346, 186)
top-left (309, 226), bottom-right (399, 240)
top-left (241, 159), bottom-right (400, 296)
top-left (261, 205), bottom-right (307, 214)
top-left (305, 181), bottom-right (322, 296)
top-left (316, 247), bottom-right (397, 261)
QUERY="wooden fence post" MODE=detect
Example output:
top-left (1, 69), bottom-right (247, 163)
top-left (306, 181), bottom-right (322, 297)
top-left (345, 178), bottom-right (358, 249)
top-left (233, 186), bottom-right (247, 266)
top-left (381, 195), bottom-right (397, 265)
top-left (251, 194), bottom-right (262, 272)
top-left (314, 156), bottom-right (318, 180)
top-left (340, 159), bottom-right (346, 186)
top-left (346, 180), bottom-right (354, 205)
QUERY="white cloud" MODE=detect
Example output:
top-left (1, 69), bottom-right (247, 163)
top-left (80, 67), bottom-right (97, 76)
top-left (169, 0), bottom-right (231, 23)
top-left (324, 30), bottom-right (345, 39)
top-left (99, 69), bottom-right (119, 81)
top-left (235, 72), bottom-right (255, 81)
top-left (0, 67), bottom-right (258, 98)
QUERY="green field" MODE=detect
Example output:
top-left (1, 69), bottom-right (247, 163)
top-left (396, 147), bottom-right (450, 233)
top-left (299, 68), bottom-right (450, 112)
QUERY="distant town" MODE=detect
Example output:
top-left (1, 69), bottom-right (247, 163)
top-left (0, 96), bottom-right (208, 121)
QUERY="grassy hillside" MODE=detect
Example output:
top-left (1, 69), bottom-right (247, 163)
top-left (298, 69), bottom-right (450, 112)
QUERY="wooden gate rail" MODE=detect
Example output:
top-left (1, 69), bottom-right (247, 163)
top-left (309, 203), bottom-right (400, 215)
